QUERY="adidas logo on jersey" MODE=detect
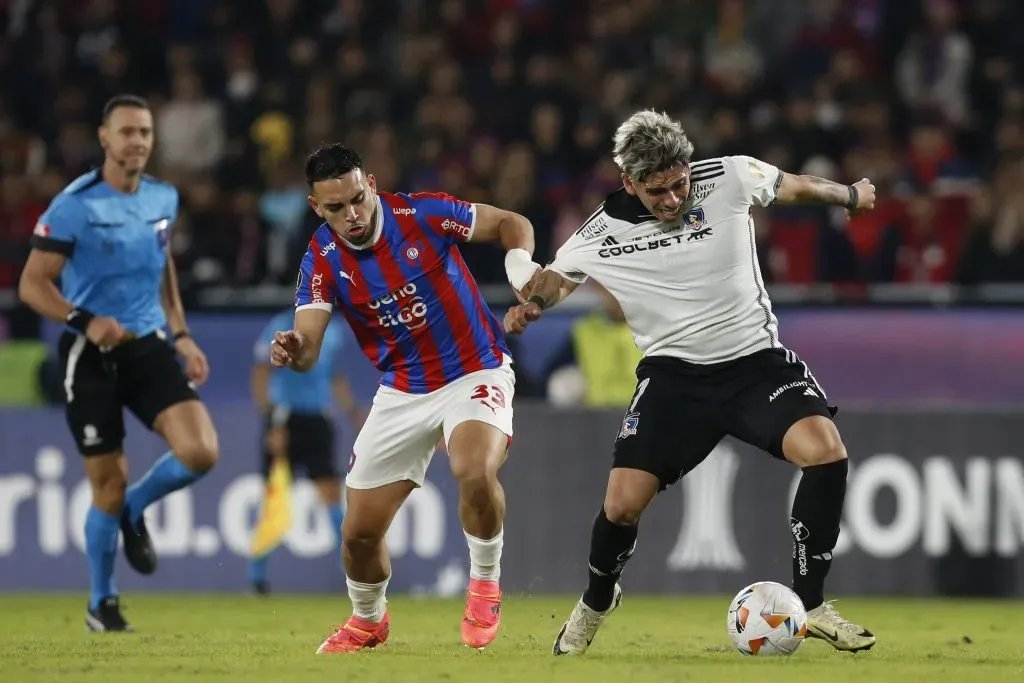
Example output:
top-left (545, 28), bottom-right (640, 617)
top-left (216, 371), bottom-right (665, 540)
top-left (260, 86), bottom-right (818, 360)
top-left (600, 236), bottom-right (619, 246)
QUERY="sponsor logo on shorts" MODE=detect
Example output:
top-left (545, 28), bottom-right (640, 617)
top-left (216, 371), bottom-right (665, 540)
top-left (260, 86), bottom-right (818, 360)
top-left (768, 380), bottom-right (812, 402)
top-left (81, 425), bottom-right (102, 449)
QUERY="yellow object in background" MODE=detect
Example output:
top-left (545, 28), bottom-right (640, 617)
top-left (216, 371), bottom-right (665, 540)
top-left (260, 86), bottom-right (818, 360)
top-left (0, 341), bottom-right (49, 406)
top-left (249, 458), bottom-right (293, 558)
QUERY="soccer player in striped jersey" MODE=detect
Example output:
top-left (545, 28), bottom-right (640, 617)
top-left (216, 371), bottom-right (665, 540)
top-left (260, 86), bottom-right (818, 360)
top-left (271, 144), bottom-right (541, 653)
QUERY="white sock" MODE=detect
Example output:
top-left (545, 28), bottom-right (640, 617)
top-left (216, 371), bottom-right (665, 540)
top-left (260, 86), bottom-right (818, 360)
top-left (465, 528), bottom-right (503, 582)
top-left (347, 576), bottom-right (389, 623)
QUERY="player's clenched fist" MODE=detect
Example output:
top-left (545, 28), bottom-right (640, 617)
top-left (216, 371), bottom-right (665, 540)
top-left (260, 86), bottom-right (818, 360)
top-left (270, 329), bottom-right (305, 367)
top-left (849, 177), bottom-right (876, 216)
top-left (503, 301), bottom-right (543, 335)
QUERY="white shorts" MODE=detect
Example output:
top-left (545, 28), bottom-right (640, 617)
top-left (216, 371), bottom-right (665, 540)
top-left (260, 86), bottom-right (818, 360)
top-left (346, 361), bottom-right (515, 489)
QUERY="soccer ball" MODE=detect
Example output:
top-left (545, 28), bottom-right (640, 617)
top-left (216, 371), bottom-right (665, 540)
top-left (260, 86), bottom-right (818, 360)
top-left (727, 581), bottom-right (807, 656)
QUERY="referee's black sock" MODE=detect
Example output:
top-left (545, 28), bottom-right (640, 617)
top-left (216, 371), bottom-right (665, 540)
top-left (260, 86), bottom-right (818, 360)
top-left (790, 459), bottom-right (848, 611)
top-left (582, 507), bottom-right (638, 612)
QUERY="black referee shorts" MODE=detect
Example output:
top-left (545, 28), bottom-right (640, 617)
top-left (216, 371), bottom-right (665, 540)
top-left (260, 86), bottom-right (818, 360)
top-left (261, 409), bottom-right (338, 480)
top-left (58, 331), bottom-right (200, 456)
top-left (612, 349), bottom-right (837, 490)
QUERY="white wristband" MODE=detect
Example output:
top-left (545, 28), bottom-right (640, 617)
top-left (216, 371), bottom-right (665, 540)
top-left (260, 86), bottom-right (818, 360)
top-left (504, 248), bottom-right (541, 291)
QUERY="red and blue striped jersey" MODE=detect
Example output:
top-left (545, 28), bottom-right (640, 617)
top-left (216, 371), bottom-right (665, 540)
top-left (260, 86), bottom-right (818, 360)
top-left (294, 191), bottom-right (511, 394)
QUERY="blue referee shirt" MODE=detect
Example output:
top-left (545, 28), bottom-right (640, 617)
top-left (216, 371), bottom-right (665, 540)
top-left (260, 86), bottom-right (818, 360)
top-left (30, 169), bottom-right (178, 337)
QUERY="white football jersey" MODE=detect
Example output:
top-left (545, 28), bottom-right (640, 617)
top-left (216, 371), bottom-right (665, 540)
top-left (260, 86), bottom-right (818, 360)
top-left (548, 155), bottom-right (784, 364)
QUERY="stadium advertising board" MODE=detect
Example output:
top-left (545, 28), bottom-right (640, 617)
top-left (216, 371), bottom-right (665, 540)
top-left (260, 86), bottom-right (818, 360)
top-left (1, 405), bottom-right (1022, 596)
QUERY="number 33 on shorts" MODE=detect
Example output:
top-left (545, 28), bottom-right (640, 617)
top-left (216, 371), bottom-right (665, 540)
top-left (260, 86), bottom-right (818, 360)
top-left (470, 384), bottom-right (507, 413)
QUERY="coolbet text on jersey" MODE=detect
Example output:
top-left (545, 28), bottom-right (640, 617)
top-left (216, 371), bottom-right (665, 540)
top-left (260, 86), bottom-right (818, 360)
top-left (548, 155), bottom-right (783, 364)
top-left (294, 192), bottom-right (510, 393)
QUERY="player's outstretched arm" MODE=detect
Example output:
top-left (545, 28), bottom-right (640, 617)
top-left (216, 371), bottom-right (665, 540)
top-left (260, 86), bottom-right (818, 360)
top-left (469, 203), bottom-right (542, 295)
top-left (775, 174), bottom-right (876, 216)
top-left (523, 268), bottom-right (580, 310)
top-left (503, 269), bottom-right (580, 335)
top-left (273, 307), bottom-right (331, 372)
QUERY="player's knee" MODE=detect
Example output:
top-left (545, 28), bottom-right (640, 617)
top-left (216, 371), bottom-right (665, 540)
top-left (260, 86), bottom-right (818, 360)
top-left (90, 472), bottom-right (127, 513)
top-left (175, 439), bottom-right (219, 474)
top-left (784, 416), bottom-right (847, 468)
top-left (603, 467), bottom-right (658, 525)
top-left (341, 524), bottom-right (385, 554)
top-left (793, 436), bottom-right (847, 468)
top-left (450, 454), bottom-right (500, 488)
top-left (602, 498), bottom-right (645, 526)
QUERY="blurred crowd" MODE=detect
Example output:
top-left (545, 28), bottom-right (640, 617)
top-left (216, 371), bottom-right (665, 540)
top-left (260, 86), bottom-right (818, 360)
top-left (1, 0), bottom-right (1023, 295)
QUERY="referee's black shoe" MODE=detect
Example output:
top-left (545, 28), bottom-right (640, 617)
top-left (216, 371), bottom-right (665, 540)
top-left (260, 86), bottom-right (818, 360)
top-left (86, 596), bottom-right (134, 632)
top-left (120, 510), bottom-right (158, 575)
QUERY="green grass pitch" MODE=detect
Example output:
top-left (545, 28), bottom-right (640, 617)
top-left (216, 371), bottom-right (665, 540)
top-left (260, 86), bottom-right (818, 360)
top-left (1, 594), bottom-right (1021, 682)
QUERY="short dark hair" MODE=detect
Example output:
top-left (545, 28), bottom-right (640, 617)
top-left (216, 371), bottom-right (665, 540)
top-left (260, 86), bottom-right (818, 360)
top-left (305, 143), bottom-right (364, 187)
top-left (102, 94), bottom-right (150, 123)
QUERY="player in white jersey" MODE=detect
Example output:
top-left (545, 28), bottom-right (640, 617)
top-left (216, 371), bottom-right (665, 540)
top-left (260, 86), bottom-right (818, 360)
top-left (505, 110), bottom-right (878, 655)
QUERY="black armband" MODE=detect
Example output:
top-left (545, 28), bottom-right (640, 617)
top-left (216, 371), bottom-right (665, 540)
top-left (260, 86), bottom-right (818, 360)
top-left (527, 294), bottom-right (547, 310)
top-left (846, 184), bottom-right (859, 211)
top-left (173, 330), bottom-right (191, 342)
top-left (65, 308), bottom-right (95, 334)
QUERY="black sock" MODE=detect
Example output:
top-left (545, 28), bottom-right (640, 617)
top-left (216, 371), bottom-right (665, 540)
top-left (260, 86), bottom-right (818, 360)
top-left (582, 507), bottom-right (638, 612)
top-left (790, 459), bottom-right (848, 611)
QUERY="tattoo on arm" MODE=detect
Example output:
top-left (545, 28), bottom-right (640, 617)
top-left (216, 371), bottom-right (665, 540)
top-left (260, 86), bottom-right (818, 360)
top-left (798, 175), bottom-right (855, 207)
top-left (525, 270), bottom-right (564, 308)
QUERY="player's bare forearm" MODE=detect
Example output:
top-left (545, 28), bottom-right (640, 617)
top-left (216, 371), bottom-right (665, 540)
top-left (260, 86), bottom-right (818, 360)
top-left (250, 364), bottom-right (272, 413)
top-left (287, 341), bottom-right (321, 373)
top-left (522, 269), bottom-right (579, 309)
top-left (18, 250), bottom-right (75, 323)
top-left (775, 174), bottom-right (853, 207)
top-left (160, 251), bottom-right (188, 335)
top-left (290, 307), bottom-right (331, 372)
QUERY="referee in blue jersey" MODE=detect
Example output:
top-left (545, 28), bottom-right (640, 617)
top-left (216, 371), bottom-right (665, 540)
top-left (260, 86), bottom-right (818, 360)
top-left (18, 95), bottom-right (220, 632)
top-left (248, 310), bottom-right (364, 595)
